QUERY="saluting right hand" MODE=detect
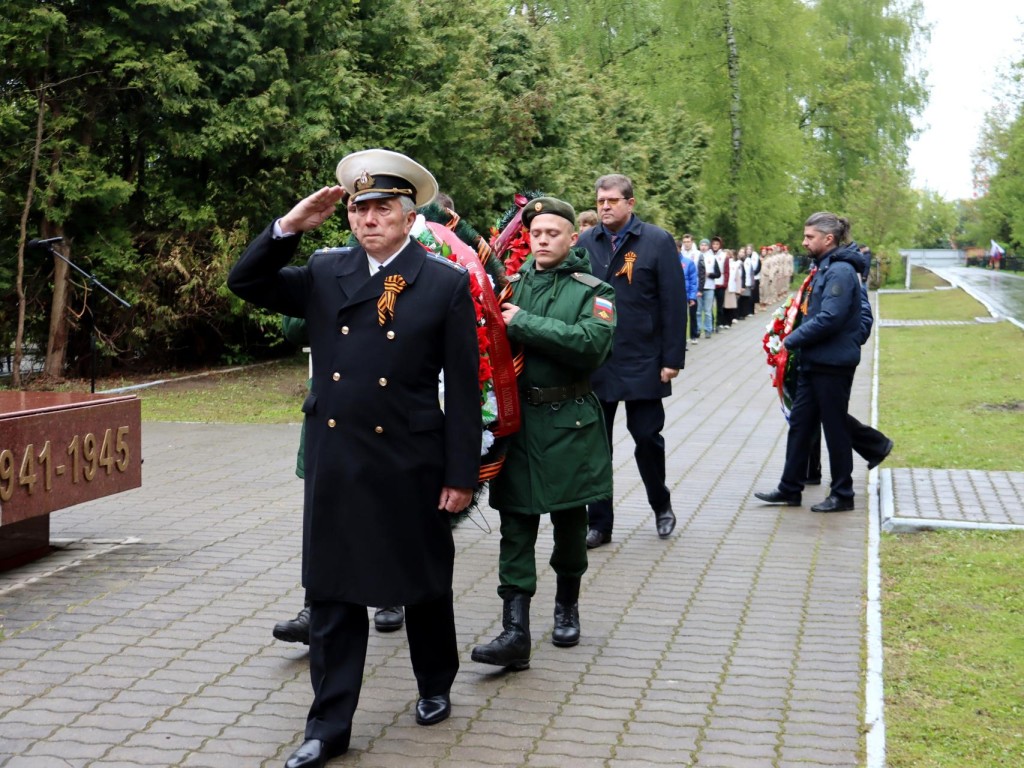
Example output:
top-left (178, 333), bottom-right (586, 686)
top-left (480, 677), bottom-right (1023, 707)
top-left (278, 186), bottom-right (347, 234)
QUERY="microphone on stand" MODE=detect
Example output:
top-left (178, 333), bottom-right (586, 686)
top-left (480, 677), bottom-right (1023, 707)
top-left (27, 236), bottom-right (64, 249)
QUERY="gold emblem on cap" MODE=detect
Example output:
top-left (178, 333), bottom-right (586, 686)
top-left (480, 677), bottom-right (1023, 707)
top-left (355, 170), bottom-right (374, 192)
top-left (534, 202), bottom-right (543, 211)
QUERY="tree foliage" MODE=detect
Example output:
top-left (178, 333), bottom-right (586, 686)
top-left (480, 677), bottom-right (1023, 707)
top-left (975, 102), bottom-right (1024, 251)
top-left (1, 0), bottom-right (929, 376)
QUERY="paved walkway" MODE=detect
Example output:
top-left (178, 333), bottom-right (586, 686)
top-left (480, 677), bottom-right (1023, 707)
top-left (1, 312), bottom-right (877, 768)
top-left (882, 469), bottom-right (1024, 531)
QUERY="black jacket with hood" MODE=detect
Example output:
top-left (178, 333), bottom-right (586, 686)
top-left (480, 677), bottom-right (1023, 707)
top-left (784, 242), bottom-right (867, 371)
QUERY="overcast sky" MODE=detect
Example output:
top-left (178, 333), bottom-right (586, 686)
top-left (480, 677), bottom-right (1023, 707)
top-left (907, 0), bottom-right (1023, 200)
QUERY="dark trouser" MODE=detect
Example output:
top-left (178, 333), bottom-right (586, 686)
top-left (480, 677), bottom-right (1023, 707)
top-left (738, 294), bottom-right (753, 318)
top-left (587, 399), bottom-right (671, 535)
top-left (497, 508), bottom-right (588, 599)
top-left (714, 286), bottom-right (726, 328)
top-left (305, 594), bottom-right (458, 747)
top-left (688, 303), bottom-right (699, 340)
top-left (780, 369), bottom-right (855, 500)
top-left (806, 414), bottom-right (891, 481)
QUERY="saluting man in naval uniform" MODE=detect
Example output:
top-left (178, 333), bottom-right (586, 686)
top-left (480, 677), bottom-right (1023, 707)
top-left (228, 149), bottom-right (481, 768)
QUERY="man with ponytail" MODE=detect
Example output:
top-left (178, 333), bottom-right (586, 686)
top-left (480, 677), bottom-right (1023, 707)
top-left (755, 212), bottom-right (866, 513)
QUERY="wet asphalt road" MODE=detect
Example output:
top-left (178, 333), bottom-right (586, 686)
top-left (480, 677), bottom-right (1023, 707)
top-left (932, 266), bottom-right (1024, 324)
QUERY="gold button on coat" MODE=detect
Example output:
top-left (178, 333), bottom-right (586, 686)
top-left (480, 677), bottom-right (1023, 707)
top-left (332, 372), bottom-right (341, 381)
top-left (328, 419), bottom-right (336, 428)
top-left (374, 426), bottom-right (384, 434)
top-left (378, 378), bottom-right (388, 387)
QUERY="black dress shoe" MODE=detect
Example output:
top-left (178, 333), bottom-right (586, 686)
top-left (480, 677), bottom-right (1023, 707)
top-left (811, 495), bottom-right (854, 513)
top-left (803, 476), bottom-right (822, 486)
top-left (585, 528), bottom-right (611, 549)
top-left (415, 693), bottom-right (451, 725)
top-left (284, 738), bottom-right (347, 768)
top-left (654, 506), bottom-right (676, 539)
top-left (867, 438), bottom-right (894, 470)
top-left (373, 606), bottom-right (404, 632)
top-left (754, 489), bottom-right (801, 506)
top-left (273, 606), bottom-right (310, 645)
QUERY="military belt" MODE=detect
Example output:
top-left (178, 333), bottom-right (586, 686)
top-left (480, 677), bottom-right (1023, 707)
top-left (521, 381), bottom-right (592, 405)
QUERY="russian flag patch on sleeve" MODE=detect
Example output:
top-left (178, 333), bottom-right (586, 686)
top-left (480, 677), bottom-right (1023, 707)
top-left (593, 296), bottom-right (614, 322)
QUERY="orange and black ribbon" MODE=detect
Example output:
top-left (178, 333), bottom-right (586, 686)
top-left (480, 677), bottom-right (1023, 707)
top-left (377, 274), bottom-right (406, 326)
top-left (799, 265), bottom-right (817, 316)
top-left (616, 251), bottom-right (637, 284)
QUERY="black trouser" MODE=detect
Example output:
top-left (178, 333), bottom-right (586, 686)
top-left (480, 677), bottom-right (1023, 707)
top-left (587, 398), bottom-right (670, 535)
top-left (779, 369), bottom-right (855, 500)
top-left (805, 414), bottom-right (891, 481)
top-left (304, 594), bottom-right (458, 749)
top-left (714, 286), bottom-right (726, 328)
top-left (689, 303), bottom-right (699, 340)
top-left (738, 293), bottom-right (753, 318)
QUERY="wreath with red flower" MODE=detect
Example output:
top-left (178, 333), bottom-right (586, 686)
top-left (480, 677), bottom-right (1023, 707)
top-left (411, 216), bottom-right (501, 453)
top-left (763, 267), bottom-right (814, 419)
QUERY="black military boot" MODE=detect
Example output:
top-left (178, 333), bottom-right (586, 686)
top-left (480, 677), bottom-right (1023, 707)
top-left (470, 593), bottom-right (531, 670)
top-left (273, 603), bottom-right (310, 645)
top-left (551, 576), bottom-right (581, 648)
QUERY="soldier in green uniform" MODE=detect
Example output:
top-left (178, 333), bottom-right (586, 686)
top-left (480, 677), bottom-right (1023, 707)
top-left (471, 197), bottom-right (616, 670)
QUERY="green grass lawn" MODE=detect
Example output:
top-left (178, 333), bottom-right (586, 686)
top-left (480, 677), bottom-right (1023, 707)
top-left (878, 322), bottom-right (1024, 471)
top-left (879, 285), bottom-right (1024, 766)
top-left (131, 354), bottom-right (309, 423)
top-left (882, 531), bottom-right (1024, 768)
top-left (879, 288), bottom-right (987, 322)
top-left (908, 265), bottom-right (951, 290)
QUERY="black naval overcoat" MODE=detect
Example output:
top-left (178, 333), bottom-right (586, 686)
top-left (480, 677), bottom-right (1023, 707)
top-left (578, 214), bottom-right (687, 401)
top-left (228, 226), bottom-right (481, 606)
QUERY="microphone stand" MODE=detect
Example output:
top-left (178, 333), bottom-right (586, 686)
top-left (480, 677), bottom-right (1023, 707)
top-left (39, 242), bottom-right (131, 394)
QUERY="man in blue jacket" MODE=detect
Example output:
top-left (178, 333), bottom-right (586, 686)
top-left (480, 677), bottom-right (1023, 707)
top-left (755, 211), bottom-right (866, 513)
top-left (802, 246), bottom-right (893, 485)
top-left (578, 174), bottom-right (688, 546)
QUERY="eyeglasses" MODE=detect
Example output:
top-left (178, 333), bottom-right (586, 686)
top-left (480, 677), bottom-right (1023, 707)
top-left (596, 197), bottom-right (627, 206)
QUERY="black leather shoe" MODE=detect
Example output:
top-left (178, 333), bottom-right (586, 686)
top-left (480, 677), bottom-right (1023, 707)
top-left (585, 528), bottom-right (611, 549)
top-left (284, 738), bottom-right (347, 768)
top-left (415, 693), bottom-right (451, 725)
top-left (273, 607), bottom-right (310, 645)
top-left (655, 506), bottom-right (676, 539)
top-left (867, 439), bottom-right (894, 470)
top-left (811, 495), bottom-right (854, 513)
top-left (754, 489), bottom-right (801, 506)
top-left (373, 606), bottom-right (404, 632)
top-left (803, 476), bottom-right (822, 486)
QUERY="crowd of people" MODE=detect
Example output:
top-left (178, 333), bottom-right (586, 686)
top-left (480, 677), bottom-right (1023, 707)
top-left (228, 148), bottom-right (882, 768)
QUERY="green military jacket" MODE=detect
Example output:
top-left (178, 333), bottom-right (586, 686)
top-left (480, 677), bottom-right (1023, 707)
top-left (488, 248), bottom-right (616, 514)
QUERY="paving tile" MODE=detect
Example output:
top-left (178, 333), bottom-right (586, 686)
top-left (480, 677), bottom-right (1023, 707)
top-left (0, 316), bottom-right (894, 765)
